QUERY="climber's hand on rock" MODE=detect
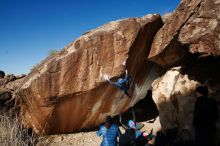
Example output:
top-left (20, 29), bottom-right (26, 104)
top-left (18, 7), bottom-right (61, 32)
top-left (103, 75), bottom-right (110, 81)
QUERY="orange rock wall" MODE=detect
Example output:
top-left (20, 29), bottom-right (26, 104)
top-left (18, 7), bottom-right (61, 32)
top-left (16, 15), bottom-right (163, 134)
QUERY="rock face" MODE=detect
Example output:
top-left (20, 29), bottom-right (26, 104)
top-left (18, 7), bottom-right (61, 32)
top-left (152, 67), bottom-right (199, 140)
top-left (148, 1), bottom-right (220, 142)
top-left (148, 0), bottom-right (220, 66)
top-left (0, 74), bottom-right (16, 86)
top-left (16, 15), bottom-right (163, 135)
top-left (0, 74), bottom-right (25, 92)
top-left (152, 63), bottom-right (220, 142)
top-left (179, 0), bottom-right (220, 56)
top-left (12, 0), bottom-right (220, 142)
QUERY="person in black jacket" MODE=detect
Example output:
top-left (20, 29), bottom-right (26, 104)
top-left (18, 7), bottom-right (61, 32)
top-left (193, 85), bottom-right (219, 146)
top-left (119, 128), bottom-right (136, 146)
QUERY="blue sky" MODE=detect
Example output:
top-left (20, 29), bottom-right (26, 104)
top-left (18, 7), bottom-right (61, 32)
top-left (0, 0), bottom-right (180, 75)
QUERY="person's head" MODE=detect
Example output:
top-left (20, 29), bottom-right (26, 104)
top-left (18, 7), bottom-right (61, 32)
top-left (128, 120), bottom-right (136, 129)
top-left (105, 115), bottom-right (112, 129)
top-left (196, 85), bottom-right (208, 97)
top-left (105, 115), bottom-right (112, 123)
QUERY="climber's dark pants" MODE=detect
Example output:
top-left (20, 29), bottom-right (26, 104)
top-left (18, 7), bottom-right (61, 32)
top-left (124, 90), bottom-right (131, 97)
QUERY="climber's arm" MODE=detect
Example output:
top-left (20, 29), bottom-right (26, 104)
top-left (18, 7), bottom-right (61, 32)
top-left (106, 77), bottom-right (123, 89)
top-left (124, 70), bottom-right (128, 80)
top-left (131, 107), bottom-right (136, 122)
top-left (104, 75), bottom-right (115, 85)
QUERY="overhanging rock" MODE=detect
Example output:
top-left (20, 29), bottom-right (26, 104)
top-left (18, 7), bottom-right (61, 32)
top-left (16, 14), bottom-right (163, 135)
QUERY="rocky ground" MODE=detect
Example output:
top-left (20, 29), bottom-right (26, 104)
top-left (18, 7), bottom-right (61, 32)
top-left (37, 131), bottom-right (102, 146)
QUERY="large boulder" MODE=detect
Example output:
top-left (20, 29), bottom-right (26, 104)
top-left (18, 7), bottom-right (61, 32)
top-left (152, 66), bottom-right (220, 142)
top-left (152, 67), bottom-right (199, 140)
top-left (179, 0), bottom-right (220, 56)
top-left (16, 14), bottom-right (163, 135)
top-left (148, 0), bottom-right (220, 66)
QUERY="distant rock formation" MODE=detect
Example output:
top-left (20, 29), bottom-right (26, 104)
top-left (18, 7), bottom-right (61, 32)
top-left (0, 72), bottom-right (25, 113)
top-left (16, 15), bottom-right (163, 134)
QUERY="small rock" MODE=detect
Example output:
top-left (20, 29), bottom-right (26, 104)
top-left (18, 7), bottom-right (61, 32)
top-left (6, 74), bottom-right (16, 82)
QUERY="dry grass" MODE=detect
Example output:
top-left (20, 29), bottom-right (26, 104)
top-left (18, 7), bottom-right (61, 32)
top-left (0, 111), bottom-right (38, 146)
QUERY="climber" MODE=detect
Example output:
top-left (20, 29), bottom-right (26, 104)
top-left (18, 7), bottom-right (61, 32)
top-left (97, 115), bottom-right (121, 146)
top-left (105, 70), bottom-right (132, 97)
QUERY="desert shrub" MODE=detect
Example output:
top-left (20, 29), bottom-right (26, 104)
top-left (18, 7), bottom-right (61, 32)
top-left (0, 111), bottom-right (38, 146)
top-left (48, 49), bottom-right (58, 56)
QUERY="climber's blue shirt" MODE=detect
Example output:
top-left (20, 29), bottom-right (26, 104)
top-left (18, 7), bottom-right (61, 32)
top-left (96, 124), bottom-right (121, 146)
top-left (111, 75), bottom-right (131, 91)
top-left (117, 78), bottom-right (124, 85)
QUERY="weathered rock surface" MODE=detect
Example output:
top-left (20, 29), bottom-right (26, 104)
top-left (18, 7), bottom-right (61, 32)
top-left (0, 72), bottom-right (25, 114)
top-left (16, 14), bottom-right (163, 135)
top-left (0, 74), bottom-right (16, 86)
top-left (5, 78), bottom-right (25, 91)
top-left (152, 67), bottom-right (199, 140)
top-left (0, 73), bottom-right (25, 92)
top-left (148, 0), bottom-right (220, 66)
top-left (152, 66), bottom-right (220, 141)
top-left (11, 0), bottom-right (220, 142)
